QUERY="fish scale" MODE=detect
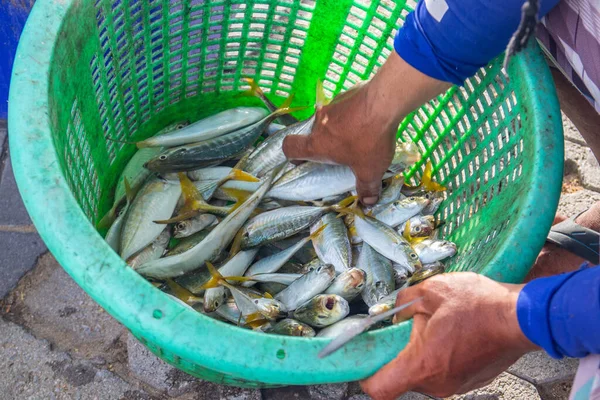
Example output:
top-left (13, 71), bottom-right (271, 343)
top-left (311, 213), bottom-right (352, 274)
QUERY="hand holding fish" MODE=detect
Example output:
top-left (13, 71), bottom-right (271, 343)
top-left (360, 272), bottom-right (537, 400)
top-left (282, 52), bottom-right (450, 205)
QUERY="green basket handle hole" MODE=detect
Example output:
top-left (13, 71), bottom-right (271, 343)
top-left (276, 349), bottom-right (286, 360)
top-left (153, 309), bottom-right (163, 319)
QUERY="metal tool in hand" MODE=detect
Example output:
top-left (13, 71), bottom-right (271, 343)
top-left (318, 296), bottom-right (424, 358)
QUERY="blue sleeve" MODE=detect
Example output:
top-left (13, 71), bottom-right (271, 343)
top-left (517, 264), bottom-right (600, 359)
top-left (395, 0), bottom-right (561, 85)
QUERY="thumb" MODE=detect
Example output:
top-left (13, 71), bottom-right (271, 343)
top-left (354, 174), bottom-right (382, 206)
top-left (282, 135), bottom-right (315, 161)
top-left (360, 344), bottom-right (418, 400)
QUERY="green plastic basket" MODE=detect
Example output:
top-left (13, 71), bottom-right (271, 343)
top-left (9, 0), bottom-right (563, 388)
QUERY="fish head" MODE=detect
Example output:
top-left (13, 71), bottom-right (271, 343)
top-left (154, 229), bottom-right (172, 247)
top-left (314, 263), bottom-right (336, 280)
top-left (203, 290), bottom-right (228, 313)
top-left (342, 268), bottom-right (366, 291)
top-left (306, 295), bottom-right (348, 324)
top-left (372, 280), bottom-right (393, 303)
top-left (145, 147), bottom-right (189, 172)
top-left (428, 240), bottom-right (457, 259)
top-left (423, 192), bottom-right (444, 214)
top-left (301, 258), bottom-right (324, 274)
top-left (409, 215), bottom-right (436, 237)
top-left (174, 221), bottom-right (191, 238)
top-left (405, 249), bottom-right (423, 271)
top-left (255, 298), bottom-right (287, 319)
top-left (369, 302), bottom-right (392, 316)
top-left (394, 196), bottom-right (430, 212)
top-left (409, 262), bottom-right (445, 286)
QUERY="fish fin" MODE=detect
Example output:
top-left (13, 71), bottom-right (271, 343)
top-left (166, 279), bottom-right (201, 304)
top-left (263, 292), bottom-right (273, 299)
top-left (153, 210), bottom-right (199, 224)
top-left (246, 318), bottom-right (268, 329)
top-left (336, 197), bottom-right (365, 219)
top-left (330, 195), bottom-right (358, 212)
top-left (222, 275), bottom-right (252, 283)
top-left (315, 79), bottom-right (332, 107)
top-left (199, 261), bottom-right (226, 290)
top-left (97, 205), bottom-right (118, 230)
top-left (421, 161), bottom-right (447, 192)
top-left (239, 77), bottom-right (265, 99)
top-left (366, 209), bottom-right (374, 217)
top-left (280, 92), bottom-right (296, 109)
top-left (228, 168), bottom-right (259, 183)
top-left (123, 177), bottom-right (134, 204)
top-left (309, 223), bottom-right (328, 240)
top-left (245, 312), bottom-right (265, 324)
top-left (228, 228), bottom-right (245, 258)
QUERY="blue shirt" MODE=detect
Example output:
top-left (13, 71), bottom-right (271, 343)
top-left (395, 1), bottom-right (599, 358)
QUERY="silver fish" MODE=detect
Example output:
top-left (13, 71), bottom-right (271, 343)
top-left (187, 166), bottom-right (233, 181)
top-left (316, 315), bottom-right (369, 338)
top-left (368, 288), bottom-right (404, 316)
top-left (164, 228), bottom-right (212, 257)
top-left (127, 229), bottom-right (171, 270)
top-left (137, 107), bottom-right (268, 148)
top-left (374, 196), bottom-right (430, 228)
top-left (265, 123), bottom-right (286, 136)
top-left (173, 214), bottom-right (218, 238)
top-left (120, 175), bottom-right (181, 260)
top-left (414, 239), bottom-right (457, 264)
top-left (268, 318), bottom-right (316, 337)
top-left (422, 192), bottom-right (444, 215)
top-left (324, 268), bottom-right (366, 301)
top-left (310, 213), bottom-right (352, 274)
top-left (357, 243), bottom-right (395, 307)
top-left (136, 167), bottom-right (279, 278)
top-left (145, 108), bottom-right (293, 173)
top-left (243, 225), bottom-right (326, 281)
top-left (105, 199), bottom-right (130, 253)
top-left (353, 211), bottom-right (422, 272)
top-left (275, 264), bottom-right (336, 311)
top-left (240, 197), bottom-right (352, 249)
top-left (244, 116), bottom-right (315, 177)
top-left (215, 297), bottom-right (246, 325)
top-left (293, 294), bottom-right (350, 328)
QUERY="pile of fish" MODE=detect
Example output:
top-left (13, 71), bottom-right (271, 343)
top-left (100, 79), bottom-right (457, 341)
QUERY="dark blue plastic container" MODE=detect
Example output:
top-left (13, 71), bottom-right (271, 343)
top-left (0, 0), bottom-right (35, 119)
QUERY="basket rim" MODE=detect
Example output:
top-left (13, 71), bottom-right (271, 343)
top-left (8, 0), bottom-right (563, 386)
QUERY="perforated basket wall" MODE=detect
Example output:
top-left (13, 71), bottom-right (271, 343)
top-left (10, 0), bottom-right (563, 387)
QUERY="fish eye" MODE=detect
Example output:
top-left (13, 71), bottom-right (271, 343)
top-left (177, 222), bottom-right (186, 230)
top-left (356, 282), bottom-right (365, 289)
top-left (159, 155), bottom-right (167, 160)
top-left (414, 226), bottom-right (421, 232)
top-left (409, 197), bottom-right (416, 201)
top-left (316, 266), bottom-right (323, 273)
top-left (410, 253), bottom-right (418, 259)
top-left (214, 300), bottom-right (220, 307)
top-left (254, 299), bottom-right (259, 304)
top-left (176, 124), bottom-right (186, 129)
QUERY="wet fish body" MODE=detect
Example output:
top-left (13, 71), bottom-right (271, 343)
top-left (275, 264), bottom-right (336, 311)
top-left (324, 268), bottom-right (366, 302)
top-left (268, 318), bottom-right (316, 337)
top-left (316, 315), bottom-right (369, 338)
top-left (293, 294), bottom-right (350, 328)
top-left (357, 243), bottom-right (395, 307)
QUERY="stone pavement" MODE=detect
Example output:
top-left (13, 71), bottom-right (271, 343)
top-left (0, 114), bottom-right (598, 400)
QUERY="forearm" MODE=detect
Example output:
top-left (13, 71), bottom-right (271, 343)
top-left (395, 0), bottom-right (561, 85)
top-left (517, 264), bottom-right (600, 358)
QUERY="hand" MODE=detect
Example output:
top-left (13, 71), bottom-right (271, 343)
top-left (360, 272), bottom-right (538, 399)
top-left (282, 52), bottom-right (450, 205)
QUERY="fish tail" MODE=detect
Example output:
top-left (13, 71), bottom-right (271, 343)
top-left (309, 223), bottom-right (328, 240)
top-left (200, 261), bottom-right (226, 290)
top-left (179, 172), bottom-right (208, 212)
top-left (239, 77), bottom-right (265, 100)
top-left (421, 161), bottom-right (447, 192)
top-left (228, 168), bottom-right (260, 183)
top-left (280, 92), bottom-right (296, 109)
top-left (221, 188), bottom-right (252, 207)
top-left (315, 79), bottom-right (332, 107)
top-left (268, 104), bottom-right (307, 121)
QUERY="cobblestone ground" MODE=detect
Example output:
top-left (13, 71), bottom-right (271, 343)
top-left (0, 113), bottom-right (597, 399)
